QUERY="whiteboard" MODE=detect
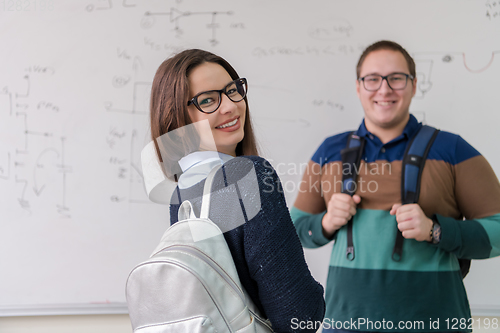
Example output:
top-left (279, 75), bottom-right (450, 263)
top-left (1, 0), bottom-right (499, 316)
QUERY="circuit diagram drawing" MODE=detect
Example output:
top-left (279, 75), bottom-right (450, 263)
top-left (86, 0), bottom-right (239, 46)
top-left (104, 82), bottom-right (150, 115)
top-left (461, 51), bottom-right (500, 73)
top-left (414, 59), bottom-right (434, 99)
top-left (104, 55), bottom-right (149, 116)
top-left (415, 51), bottom-right (500, 74)
top-left (412, 49), bottom-right (500, 99)
top-left (0, 70), bottom-right (72, 217)
top-left (104, 52), bottom-right (152, 205)
top-left (86, 0), bottom-right (136, 12)
top-left (141, 7), bottom-right (234, 46)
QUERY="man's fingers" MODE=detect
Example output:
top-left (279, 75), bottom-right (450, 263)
top-left (402, 229), bottom-right (419, 240)
top-left (397, 221), bottom-right (413, 232)
top-left (395, 211), bottom-right (415, 224)
top-left (390, 203), bottom-right (402, 215)
top-left (333, 216), bottom-right (350, 226)
top-left (391, 203), bottom-right (420, 216)
top-left (329, 193), bottom-right (353, 203)
top-left (352, 195), bottom-right (362, 204)
top-left (336, 201), bottom-right (358, 218)
top-left (331, 200), bottom-right (351, 212)
top-left (325, 193), bottom-right (362, 229)
top-left (333, 209), bottom-right (351, 220)
top-left (349, 205), bottom-right (357, 217)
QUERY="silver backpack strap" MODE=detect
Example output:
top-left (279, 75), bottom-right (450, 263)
top-left (177, 164), bottom-right (222, 221)
top-left (178, 201), bottom-right (196, 220)
top-left (200, 164), bottom-right (222, 219)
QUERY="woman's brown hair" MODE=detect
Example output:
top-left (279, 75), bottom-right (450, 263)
top-left (150, 49), bottom-right (259, 179)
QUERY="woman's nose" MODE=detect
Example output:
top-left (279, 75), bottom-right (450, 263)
top-left (218, 94), bottom-right (237, 114)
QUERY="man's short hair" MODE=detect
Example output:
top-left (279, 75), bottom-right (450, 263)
top-left (356, 40), bottom-right (416, 79)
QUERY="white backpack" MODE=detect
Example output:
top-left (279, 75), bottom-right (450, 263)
top-left (126, 165), bottom-right (273, 332)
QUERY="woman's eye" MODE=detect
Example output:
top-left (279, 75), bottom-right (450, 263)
top-left (199, 98), bottom-right (215, 106)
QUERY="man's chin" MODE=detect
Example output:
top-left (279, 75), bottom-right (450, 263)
top-left (369, 112), bottom-right (410, 129)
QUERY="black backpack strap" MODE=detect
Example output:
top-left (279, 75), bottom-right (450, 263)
top-left (341, 132), bottom-right (365, 261)
top-left (401, 125), bottom-right (440, 205)
top-left (392, 125), bottom-right (439, 261)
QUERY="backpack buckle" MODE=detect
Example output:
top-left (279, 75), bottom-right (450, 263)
top-left (346, 246), bottom-right (355, 261)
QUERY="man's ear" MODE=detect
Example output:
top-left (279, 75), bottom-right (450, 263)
top-left (411, 76), bottom-right (417, 97)
top-left (356, 79), bottom-right (361, 99)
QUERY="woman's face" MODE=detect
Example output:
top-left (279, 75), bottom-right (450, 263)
top-left (187, 62), bottom-right (246, 156)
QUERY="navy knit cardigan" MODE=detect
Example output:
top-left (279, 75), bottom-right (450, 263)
top-left (170, 155), bottom-right (325, 332)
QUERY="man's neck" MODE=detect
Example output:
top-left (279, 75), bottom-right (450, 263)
top-left (364, 115), bottom-right (410, 144)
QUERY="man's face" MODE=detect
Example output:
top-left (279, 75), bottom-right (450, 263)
top-left (356, 49), bottom-right (417, 131)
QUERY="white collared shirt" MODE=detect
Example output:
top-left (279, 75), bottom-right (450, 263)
top-left (177, 151), bottom-right (234, 189)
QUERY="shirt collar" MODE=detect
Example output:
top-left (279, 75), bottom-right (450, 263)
top-left (178, 151), bottom-right (233, 173)
top-left (177, 151), bottom-right (234, 189)
top-left (357, 113), bottom-right (421, 143)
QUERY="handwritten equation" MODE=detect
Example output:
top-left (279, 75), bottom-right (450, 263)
top-left (252, 43), bottom-right (365, 58)
top-left (312, 100), bottom-right (345, 112)
top-left (308, 19), bottom-right (353, 40)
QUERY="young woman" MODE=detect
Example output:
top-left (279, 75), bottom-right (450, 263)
top-left (149, 49), bottom-right (325, 332)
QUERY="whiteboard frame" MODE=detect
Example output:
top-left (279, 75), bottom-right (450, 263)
top-left (0, 303), bottom-right (128, 317)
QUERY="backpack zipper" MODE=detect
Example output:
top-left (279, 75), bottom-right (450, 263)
top-left (250, 309), bottom-right (273, 331)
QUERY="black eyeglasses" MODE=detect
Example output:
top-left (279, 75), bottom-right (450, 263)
top-left (359, 73), bottom-right (414, 91)
top-left (187, 78), bottom-right (248, 114)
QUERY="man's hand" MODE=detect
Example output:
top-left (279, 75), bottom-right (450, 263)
top-left (322, 193), bottom-right (361, 238)
top-left (390, 203), bottom-right (433, 242)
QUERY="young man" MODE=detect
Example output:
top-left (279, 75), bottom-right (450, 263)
top-left (292, 40), bottom-right (500, 332)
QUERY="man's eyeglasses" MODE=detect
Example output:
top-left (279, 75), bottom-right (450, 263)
top-left (187, 78), bottom-right (248, 114)
top-left (359, 73), bottom-right (414, 91)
